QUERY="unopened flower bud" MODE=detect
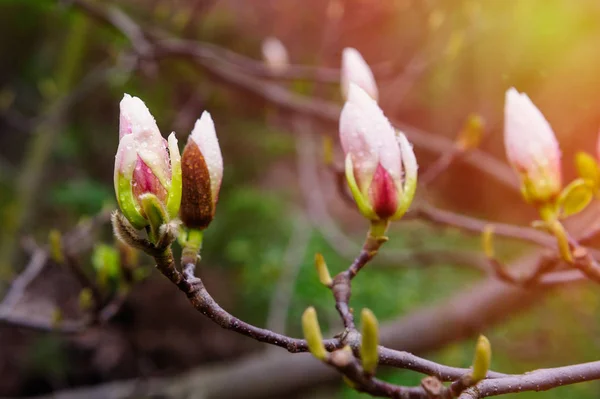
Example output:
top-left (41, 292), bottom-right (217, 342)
top-left (341, 48), bottom-right (378, 101)
top-left (504, 88), bottom-right (562, 204)
top-left (340, 84), bottom-right (418, 221)
top-left (262, 37), bottom-right (289, 74)
top-left (180, 111), bottom-right (223, 230)
top-left (114, 94), bottom-right (182, 230)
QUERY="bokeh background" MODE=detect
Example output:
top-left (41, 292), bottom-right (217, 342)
top-left (1, 0), bottom-right (600, 398)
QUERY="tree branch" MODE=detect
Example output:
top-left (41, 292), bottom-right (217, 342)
top-left (459, 360), bottom-right (600, 398)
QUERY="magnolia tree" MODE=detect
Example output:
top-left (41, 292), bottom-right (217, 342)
top-left (3, 1), bottom-right (600, 397)
top-left (106, 48), bottom-right (600, 398)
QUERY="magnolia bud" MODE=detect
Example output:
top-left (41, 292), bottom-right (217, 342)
top-left (180, 111), bottom-right (223, 230)
top-left (340, 84), bottom-right (418, 221)
top-left (504, 88), bottom-right (562, 204)
top-left (341, 48), bottom-right (378, 101)
top-left (261, 37), bottom-right (289, 74)
top-left (114, 94), bottom-right (182, 230)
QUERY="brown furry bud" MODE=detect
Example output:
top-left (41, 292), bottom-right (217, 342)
top-left (180, 141), bottom-right (215, 229)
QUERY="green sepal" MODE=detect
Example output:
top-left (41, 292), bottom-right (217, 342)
top-left (345, 154), bottom-right (377, 220)
top-left (166, 133), bottom-right (182, 219)
top-left (519, 178), bottom-right (535, 204)
top-left (557, 178), bottom-right (593, 219)
top-left (392, 173), bottom-right (417, 220)
top-left (392, 133), bottom-right (418, 220)
top-left (116, 171), bottom-right (147, 229)
top-left (360, 308), bottom-right (379, 375)
top-left (519, 171), bottom-right (560, 206)
top-left (140, 193), bottom-right (169, 244)
top-left (575, 152), bottom-right (600, 190)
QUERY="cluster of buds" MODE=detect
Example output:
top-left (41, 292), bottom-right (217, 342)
top-left (114, 94), bottom-right (182, 231)
top-left (114, 94), bottom-right (223, 242)
top-left (114, 51), bottom-right (596, 259)
top-left (339, 47), bottom-right (418, 224)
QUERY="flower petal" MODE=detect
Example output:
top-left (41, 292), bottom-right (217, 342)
top-left (341, 48), bottom-right (378, 101)
top-left (339, 84), bottom-right (399, 191)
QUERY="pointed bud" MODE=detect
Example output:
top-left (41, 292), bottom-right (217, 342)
top-left (180, 112), bottom-right (223, 230)
top-left (471, 335), bottom-right (491, 383)
top-left (114, 94), bottom-right (182, 230)
top-left (341, 48), bottom-right (378, 102)
top-left (340, 84), bottom-right (418, 221)
top-left (301, 306), bottom-right (328, 361)
top-left (261, 37), bottom-right (289, 74)
top-left (360, 308), bottom-right (379, 375)
top-left (504, 88), bottom-right (562, 204)
top-left (314, 253), bottom-right (333, 287)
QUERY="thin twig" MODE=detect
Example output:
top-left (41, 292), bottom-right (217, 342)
top-left (154, 249), bottom-right (342, 353)
top-left (458, 360), bottom-right (600, 399)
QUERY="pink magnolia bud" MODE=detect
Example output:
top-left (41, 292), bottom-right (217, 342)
top-left (340, 84), bottom-right (417, 221)
top-left (262, 37), bottom-right (289, 74)
top-left (504, 88), bottom-right (562, 203)
top-left (114, 94), bottom-right (182, 229)
top-left (180, 111), bottom-right (223, 230)
top-left (341, 48), bottom-right (378, 102)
